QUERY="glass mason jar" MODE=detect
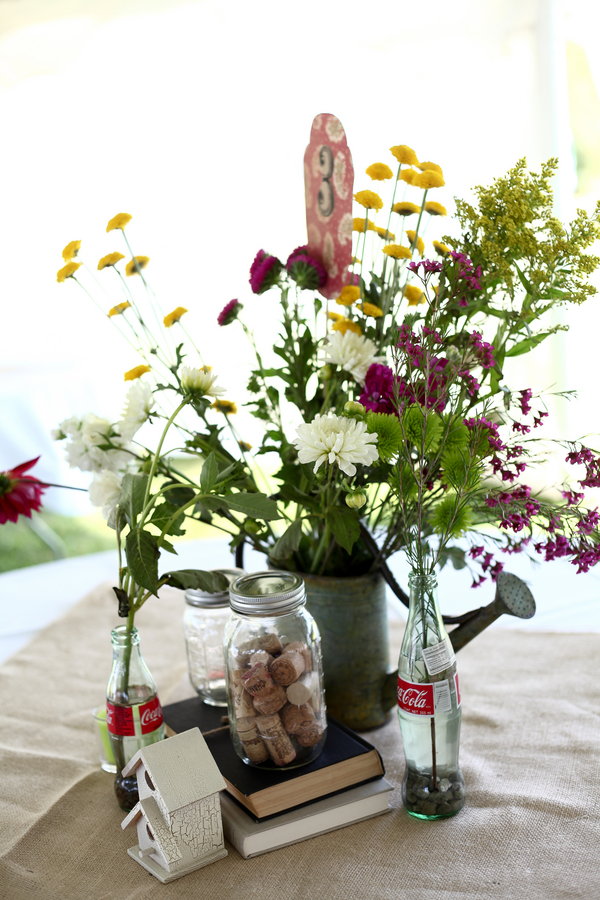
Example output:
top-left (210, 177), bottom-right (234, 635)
top-left (106, 626), bottom-right (165, 811)
top-left (224, 571), bottom-right (327, 769)
top-left (183, 567), bottom-right (244, 706)
top-left (397, 572), bottom-right (466, 819)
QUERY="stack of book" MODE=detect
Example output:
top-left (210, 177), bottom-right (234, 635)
top-left (163, 697), bottom-right (392, 858)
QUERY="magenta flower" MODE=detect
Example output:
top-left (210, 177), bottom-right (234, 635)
top-left (285, 246), bottom-right (327, 290)
top-left (249, 250), bottom-right (283, 294)
top-left (217, 298), bottom-right (243, 327)
top-left (359, 364), bottom-right (397, 415)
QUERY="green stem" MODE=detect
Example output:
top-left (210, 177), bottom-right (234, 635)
top-left (139, 399), bottom-right (188, 528)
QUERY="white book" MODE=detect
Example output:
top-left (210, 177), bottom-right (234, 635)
top-left (221, 777), bottom-right (393, 859)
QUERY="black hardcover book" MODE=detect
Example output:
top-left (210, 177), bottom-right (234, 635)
top-left (163, 697), bottom-right (385, 819)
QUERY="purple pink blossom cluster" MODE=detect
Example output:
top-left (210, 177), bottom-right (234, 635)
top-left (250, 250), bottom-right (282, 294)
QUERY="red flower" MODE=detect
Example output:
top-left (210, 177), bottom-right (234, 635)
top-left (0, 457), bottom-right (46, 524)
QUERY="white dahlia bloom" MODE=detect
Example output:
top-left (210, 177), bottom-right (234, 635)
top-left (88, 470), bottom-right (123, 522)
top-left (323, 331), bottom-right (385, 386)
top-left (117, 380), bottom-right (155, 441)
top-left (181, 365), bottom-right (226, 398)
top-left (58, 413), bottom-right (131, 473)
top-left (294, 413), bottom-right (379, 476)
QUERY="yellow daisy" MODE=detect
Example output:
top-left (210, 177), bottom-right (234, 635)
top-left (424, 201), bottom-right (447, 217)
top-left (336, 285), bottom-right (361, 307)
top-left (414, 170), bottom-right (445, 189)
top-left (353, 190), bottom-right (384, 211)
top-left (406, 230), bottom-right (425, 256)
top-left (125, 256), bottom-right (150, 277)
top-left (328, 311), bottom-right (344, 322)
top-left (365, 162), bottom-right (393, 181)
top-left (124, 364), bottom-right (151, 381)
top-left (390, 145), bottom-right (419, 166)
top-left (98, 251), bottom-right (126, 270)
top-left (212, 399), bottom-right (237, 415)
top-left (56, 261), bottom-right (82, 282)
top-left (163, 306), bottom-right (188, 327)
top-left (433, 240), bottom-right (451, 256)
top-left (404, 285), bottom-right (425, 306)
top-left (392, 201), bottom-right (420, 216)
top-left (62, 240), bottom-right (81, 262)
top-left (106, 213), bottom-right (132, 233)
top-left (332, 319), bottom-right (362, 335)
top-left (398, 168), bottom-right (418, 185)
top-left (382, 244), bottom-right (411, 260)
top-left (358, 302), bottom-right (383, 318)
top-left (374, 225), bottom-right (395, 241)
top-left (418, 161), bottom-right (443, 176)
top-left (239, 440), bottom-right (252, 452)
top-left (108, 301), bottom-right (131, 317)
top-left (353, 217), bottom-right (376, 233)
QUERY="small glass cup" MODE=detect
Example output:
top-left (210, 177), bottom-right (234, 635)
top-left (92, 705), bottom-right (117, 773)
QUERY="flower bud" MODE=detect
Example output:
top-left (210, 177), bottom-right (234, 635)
top-left (345, 491), bottom-right (367, 510)
top-left (244, 518), bottom-right (262, 534)
top-left (344, 400), bottom-right (366, 418)
top-left (318, 364), bottom-right (333, 381)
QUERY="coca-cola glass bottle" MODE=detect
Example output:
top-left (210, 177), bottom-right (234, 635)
top-left (106, 625), bottom-right (165, 811)
top-left (397, 571), bottom-right (466, 819)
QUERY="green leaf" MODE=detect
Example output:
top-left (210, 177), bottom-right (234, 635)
top-left (222, 492), bottom-right (280, 521)
top-left (277, 483), bottom-right (318, 510)
top-left (125, 527), bottom-right (160, 596)
top-left (160, 538), bottom-right (178, 555)
top-left (163, 482), bottom-right (197, 506)
top-left (270, 518), bottom-right (303, 560)
top-left (118, 473), bottom-right (149, 527)
top-left (200, 451), bottom-right (218, 492)
top-left (149, 502), bottom-right (186, 536)
top-left (505, 332), bottom-right (551, 357)
top-left (326, 507), bottom-right (360, 555)
top-left (163, 569), bottom-right (230, 592)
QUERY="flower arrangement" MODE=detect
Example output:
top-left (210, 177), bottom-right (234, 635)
top-left (54, 146), bottom-right (600, 628)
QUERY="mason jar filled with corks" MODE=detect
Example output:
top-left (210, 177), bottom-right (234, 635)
top-left (224, 571), bottom-right (327, 769)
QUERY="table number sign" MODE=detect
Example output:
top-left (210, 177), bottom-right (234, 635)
top-left (303, 113), bottom-right (354, 299)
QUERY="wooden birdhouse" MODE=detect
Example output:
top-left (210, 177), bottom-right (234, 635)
top-left (121, 727), bottom-right (228, 882)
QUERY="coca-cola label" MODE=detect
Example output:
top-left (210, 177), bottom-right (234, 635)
top-left (454, 673), bottom-right (461, 708)
top-left (139, 696), bottom-right (163, 735)
top-left (397, 677), bottom-right (434, 717)
top-left (106, 701), bottom-right (135, 736)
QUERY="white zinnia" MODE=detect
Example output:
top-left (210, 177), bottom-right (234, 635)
top-left (58, 413), bottom-right (131, 473)
top-left (181, 365), bottom-right (226, 398)
top-left (88, 470), bottom-right (123, 522)
top-left (294, 413), bottom-right (379, 476)
top-left (117, 380), bottom-right (155, 441)
top-left (323, 331), bottom-right (385, 386)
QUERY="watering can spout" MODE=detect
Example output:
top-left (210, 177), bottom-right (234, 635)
top-left (448, 571), bottom-right (536, 653)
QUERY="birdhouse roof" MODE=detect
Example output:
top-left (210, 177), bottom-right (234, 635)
top-left (122, 728), bottom-right (226, 812)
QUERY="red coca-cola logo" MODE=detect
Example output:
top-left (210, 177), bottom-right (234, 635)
top-left (454, 673), bottom-right (461, 707)
top-left (397, 677), bottom-right (434, 717)
top-left (106, 701), bottom-right (135, 736)
top-left (140, 696), bottom-right (163, 735)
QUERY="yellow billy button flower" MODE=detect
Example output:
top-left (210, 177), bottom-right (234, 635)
top-left (390, 145), bottom-right (419, 166)
top-left (108, 301), bottom-right (131, 317)
top-left (353, 217), bottom-right (376, 233)
top-left (336, 285), bottom-right (361, 307)
top-left (124, 364), bottom-right (151, 381)
top-left (56, 261), bottom-right (82, 282)
top-left (238, 440), bottom-right (252, 452)
top-left (374, 225), bottom-right (395, 241)
top-left (365, 162), bottom-right (393, 181)
top-left (328, 311), bottom-right (344, 322)
top-left (424, 201), bottom-right (447, 217)
top-left (358, 302), bottom-right (383, 318)
top-left (62, 240), bottom-right (81, 261)
top-left (332, 319), bottom-right (362, 335)
top-left (98, 251), bottom-right (126, 270)
top-left (433, 240), bottom-right (451, 256)
top-left (125, 256), bottom-right (150, 277)
top-left (418, 161), bottom-right (443, 176)
top-left (404, 285), bottom-right (425, 306)
top-left (393, 201), bottom-right (420, 216)
top-left (211, 399), bottom-right (237, 415)
top-left (406, 230), bottom-right (425, 256)
top-left (106, 212), bottom-right (132, 233)
top-left (413, 170), bottom-right (445, 189)
top-left (352, 256), bottom-right (361, 264)
top-left (163, 306), bottom-right (188, 327)
top-left (346, 491), bottom-right (367, 510)
top-left (398, 168), bottom-right (418, 185)
top-left (353, 190), bottom-right (384, 211)
top-left (382, 244), bottom-right (411, 260)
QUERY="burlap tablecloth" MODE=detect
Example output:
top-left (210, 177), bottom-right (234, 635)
top-left (0, 581), bottom-right (598, 900)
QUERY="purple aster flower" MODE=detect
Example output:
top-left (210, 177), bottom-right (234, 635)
top-left (217, 298), bottom-right (243, 327)
top-left (286, 246), bottom-right (327, 290)
top-left (249, 249), bottom-right (283, 294)
top-left (359, 363), bottom-right (397, 415)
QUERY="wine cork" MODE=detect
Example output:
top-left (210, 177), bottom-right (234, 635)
top-left (253, 634), bottom-right (284, 656)
top-left (253, 685), bottom-right (287, 715)
top-left (255, 715), bottom-right (297, 766)
top-left (285, 641), bottom-right (312, 671)
top-left (286, 671), bottom-right (317, 706)
top-left (230, 671), bottom-right (257, 718)
top-left (270, 649), bottom-right (305, 686)
top-left (242, 662), bottom-right (277, 698)
top-left (296, 721), bottom-right (324, 748)
top-left (236, 717), bottom-right (269, 763)
top-left (280, 702), bottom-right (315, 735)
top-left (247, 650), bottom-right (273, 668)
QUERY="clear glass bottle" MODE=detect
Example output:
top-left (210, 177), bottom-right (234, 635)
top-left (224, 571), bottom-right (327, 769)
top-left (183, 567), bottom-right (243, 706)
top-left (397, 572), bottom-right (465, 819)
top-left (106, 626), bottom-right (165, 811)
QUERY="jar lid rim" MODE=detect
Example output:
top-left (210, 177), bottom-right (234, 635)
top-left (229, 570), bottom-right (305, 614)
